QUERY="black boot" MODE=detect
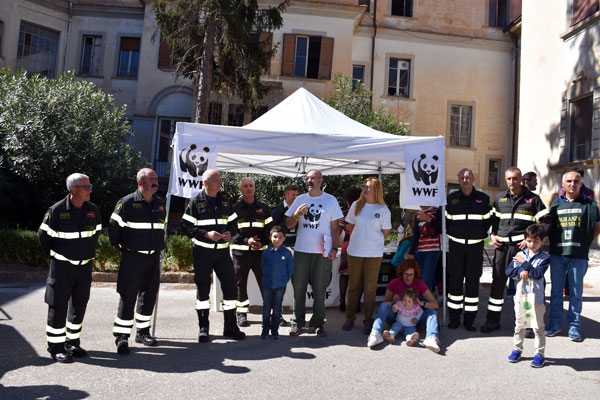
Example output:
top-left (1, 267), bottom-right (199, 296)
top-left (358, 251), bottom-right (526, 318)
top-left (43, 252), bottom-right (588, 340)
top-left (135, 328), bottom-right (158, 346)
top-left (65, 339), bottom-right (89, 358)
top-left (236, 312), bottom-right (250, 327)
top-left (197, 309), bottom-right (210, 343)
top-left (223, 309), bottom-right (246, 340)
top-left (48, 343), bottom-right (73, 363)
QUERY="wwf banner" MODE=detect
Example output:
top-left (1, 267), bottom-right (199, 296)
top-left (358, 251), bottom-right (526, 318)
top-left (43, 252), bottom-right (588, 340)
top-left (169, 133), bottom-right (219, 199)
top-left (401, 142), bottom-right (446, 207)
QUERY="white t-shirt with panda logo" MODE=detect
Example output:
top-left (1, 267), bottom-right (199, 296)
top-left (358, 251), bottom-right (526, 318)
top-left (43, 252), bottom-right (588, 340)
top-left (345, 201), bottom-right (392, 258)
top-left (285, 192), bottom-right (343, 254)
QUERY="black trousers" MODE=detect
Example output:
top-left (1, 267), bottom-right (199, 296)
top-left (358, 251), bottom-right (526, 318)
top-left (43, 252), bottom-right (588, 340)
top-left (193, 247), bottom-right (237, 305)
top-left (232, 252), bottom-right (263, 312)
top-left (114, 251), bottom-right (160, 336)
top-left (447, 241), bottom-right (484, 324)
top-left (486, 243), bottom-right (519, 323)
top-left (45, 259), bottom-right (92, 351)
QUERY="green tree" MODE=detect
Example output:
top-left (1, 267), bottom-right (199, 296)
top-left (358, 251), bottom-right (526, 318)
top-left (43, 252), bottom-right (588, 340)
top-left (152, 0), bottom-right (288, 123)
top-left (0, 69), bottom-right (142, 228)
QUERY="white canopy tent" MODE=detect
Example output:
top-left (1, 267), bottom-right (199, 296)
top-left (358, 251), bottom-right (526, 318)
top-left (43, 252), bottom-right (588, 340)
top-left (163, 87), bottom-right (448, 325)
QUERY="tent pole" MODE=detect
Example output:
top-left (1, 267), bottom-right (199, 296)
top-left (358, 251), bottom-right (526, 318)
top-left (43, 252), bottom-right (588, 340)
top-left (151, 165), bottom-right (175, 337)
top-left (442, 204), bottom-right (447, 326)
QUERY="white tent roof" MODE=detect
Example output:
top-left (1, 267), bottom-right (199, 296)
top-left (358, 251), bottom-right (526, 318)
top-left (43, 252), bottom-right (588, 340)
top-left (175, 87), bottom-right (443, 177)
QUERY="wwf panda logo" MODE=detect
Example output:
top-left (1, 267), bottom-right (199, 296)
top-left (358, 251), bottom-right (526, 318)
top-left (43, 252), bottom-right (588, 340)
top-left (304, 203), bottom-right (323, 222)
top-left (179, 144), bottom-right (210, 177)
top-left (412, 153), bottom-right (439, 185)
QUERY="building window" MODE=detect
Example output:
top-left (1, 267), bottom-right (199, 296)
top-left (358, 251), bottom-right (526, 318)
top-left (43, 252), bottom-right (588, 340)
top-left (209, 102), bottom-right (222, 125)
top-left (569, 95), bottom-right (593, 162)
top-left (449, 105), bottom-right (472, 147)
top-left (80, 35), bottom-right (103, 75)
top-left (352, 65), bottom-right (365, 90)
top-left (488, 158), bottom-right (502, 188)
top-left (155, 117), bottom-right (189, 177)
top-left (118, 37), bottom-right (140, 78)
top-left (387, 58), bottom-right (410, 98)
top-left (0, 20), bottom-right (4, 56)
top-left (391, 0), bottom-right (413, 17)
top-left (571, 0), bottom-right (599, 26)
top-left (488, 0), bottom-right (509, 28)
top-left (359, 0), bottom-right (371, 13)
top-left (228, 104), bottom-right (244, 126)
top-left (282, 34), bottom-right (334, 80)
top-left (158, 38), bottom-right (174, 70)
top-left (251, 106), bottom-right (268, 121)
top-left (16, 21), bottom-right (60, 78)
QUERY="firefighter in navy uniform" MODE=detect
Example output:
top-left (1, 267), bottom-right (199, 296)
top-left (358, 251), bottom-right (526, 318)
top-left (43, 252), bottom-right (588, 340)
top-left (445, 168), bottom-right (493, 331)
top-left (181, 169), bottom-right (246, 342)
top-left (109, 168), bottom-right (166, 354)
top-left (38, 173), bottom-right (101, 363)
top-left (230, 177), bottom-right (273, 327)
top-left (480, 167), bottom-right (551, 333)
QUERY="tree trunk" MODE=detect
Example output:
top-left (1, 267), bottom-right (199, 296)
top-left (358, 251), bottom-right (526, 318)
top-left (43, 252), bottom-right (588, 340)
top-left (195, 19), bottom-right (216, 123)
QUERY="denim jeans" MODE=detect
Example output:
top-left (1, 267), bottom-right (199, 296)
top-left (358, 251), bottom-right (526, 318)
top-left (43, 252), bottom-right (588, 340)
top-left (389, 321), bottom-right (417, 339)
top-left (371, 302), bottom-right (439, 338)
top-left (262, 287), bottom-right (286, 336)
top-left (549, 255), bottom-right (588, 331)
top-left (415, 251), bottom-right (441, 290)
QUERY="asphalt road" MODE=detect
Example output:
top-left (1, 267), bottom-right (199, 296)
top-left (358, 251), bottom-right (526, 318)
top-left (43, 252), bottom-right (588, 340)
top-left (1, 263), bottom-right (600, 400)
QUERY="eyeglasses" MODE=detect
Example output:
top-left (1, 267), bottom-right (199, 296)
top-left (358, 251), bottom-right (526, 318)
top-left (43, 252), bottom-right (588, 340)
top-left (402, 272), bottom-right (415, 277)
top-left (74, 184), bottom-right (93, 190)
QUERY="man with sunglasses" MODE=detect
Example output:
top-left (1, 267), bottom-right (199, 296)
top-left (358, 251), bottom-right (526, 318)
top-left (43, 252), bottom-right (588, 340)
top-left (109, 168), bottom-right (166, 354)
top-left (39, 173), bottom-right (102, 363)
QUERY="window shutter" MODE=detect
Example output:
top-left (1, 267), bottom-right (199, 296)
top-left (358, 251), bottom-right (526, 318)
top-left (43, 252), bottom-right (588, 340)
top-left (259, 32), bottom-right (273, 74)
top-left (282, 34), bottom-right (296, 76)
top-left (121, 37), bottom-right (140, 51)
top-left (571, 0), bottom-right (599, 26)
top-left (318, 37), bottom-right (334, 80)
top-left (158, 40), bottom-right (173, 69)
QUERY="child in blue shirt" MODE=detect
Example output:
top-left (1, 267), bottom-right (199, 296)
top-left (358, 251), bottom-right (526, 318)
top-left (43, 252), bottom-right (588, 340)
top-left (261, 226), bottom-right (294, 339)
top-left (505, 224), bottom-right (550, 368)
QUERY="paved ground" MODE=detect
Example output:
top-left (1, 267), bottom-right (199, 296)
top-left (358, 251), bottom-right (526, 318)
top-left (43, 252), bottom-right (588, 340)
top-left (1, 261), bottom-right (600, 399)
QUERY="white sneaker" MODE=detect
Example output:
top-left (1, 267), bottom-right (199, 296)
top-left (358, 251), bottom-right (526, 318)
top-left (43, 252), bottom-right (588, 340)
top-left (367, 332), bottom-right (384, 348)
top-left (405, 332), bottom-right (420, 346)
top-left (423, 336), bottom-right (440, 353)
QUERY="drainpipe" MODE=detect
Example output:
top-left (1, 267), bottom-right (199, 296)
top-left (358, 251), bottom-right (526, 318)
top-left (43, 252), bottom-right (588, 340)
top-left (369, 0), bottom-right (377, 105)
top-left (62, 0), bottom-right (73, 73)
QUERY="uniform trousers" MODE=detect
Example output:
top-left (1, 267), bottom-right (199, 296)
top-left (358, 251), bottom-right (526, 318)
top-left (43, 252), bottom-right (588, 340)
top-left (115, 251), bottom-right (160, 336)
top-left (486, 243), bottom-right (519, 323)
top-left (45, 259), bottom-right (92, 350)
top-left (447, 241), bottom-right (484, 324)
top-left (193, 247), bottom-right (237, 305)
top-left (232, 251), bottom-right (263, 311)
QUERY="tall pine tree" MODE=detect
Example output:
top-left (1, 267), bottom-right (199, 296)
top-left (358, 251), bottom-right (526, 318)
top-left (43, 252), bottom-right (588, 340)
top-left (153, 0), bottom-right (287, 122)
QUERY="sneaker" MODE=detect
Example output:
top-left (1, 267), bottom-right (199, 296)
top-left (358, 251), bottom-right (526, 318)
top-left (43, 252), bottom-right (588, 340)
top-left (507, 350), bottom-right (522, 363)
top-left (115, 335), bottom-right (130, 355)
top-left (530, 354), bottom-right (545, 368)
top-left (480, 321), bottom-right (500, 333)
top-left (363, 322), bottom-right (373, 335)
top-left (405, 332), bottom-right (420, 347)
top-left (545, 327), bottom-right (561, 337)
top-left (423, 336), bottom-right (440, 353)
top-left (315, 325), bottom-right (327, 337)
top-left (382, 330), bottom-right (395, 344)
top-left (367, 332), bottom-right (384, 348)
top-left (568, 327), bottom-right (582, 342)
top-left (289, 325), bottom-right (301, 336)
top-left (342, 319), bottom-right (354, 331)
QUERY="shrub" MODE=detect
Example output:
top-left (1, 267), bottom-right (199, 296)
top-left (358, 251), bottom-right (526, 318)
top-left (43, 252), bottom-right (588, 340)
top-left (164, 234), bottom-right (193, 272)
top-left (0, 228), bottom-right (48, 267)
top-left (95, 233), bottom-right (121, 272)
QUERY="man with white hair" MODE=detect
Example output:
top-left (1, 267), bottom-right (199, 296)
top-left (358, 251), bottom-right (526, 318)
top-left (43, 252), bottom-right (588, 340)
top-left (546, 170), bottom-right (600, 341)
top-left (230, 177), bottom-right (273, 327)
top-left (39, 173), bottom-right (102, 363)
top-left (109, 168), bottom-right (166, 355)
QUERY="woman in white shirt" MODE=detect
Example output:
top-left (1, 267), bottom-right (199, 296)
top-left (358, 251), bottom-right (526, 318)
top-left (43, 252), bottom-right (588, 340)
top-left (342, 178), bottom-right (392, 334)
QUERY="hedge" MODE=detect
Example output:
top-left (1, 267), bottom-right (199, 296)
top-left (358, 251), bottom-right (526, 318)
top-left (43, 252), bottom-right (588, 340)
top-left (0, 229), bottom-right (194, 272)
